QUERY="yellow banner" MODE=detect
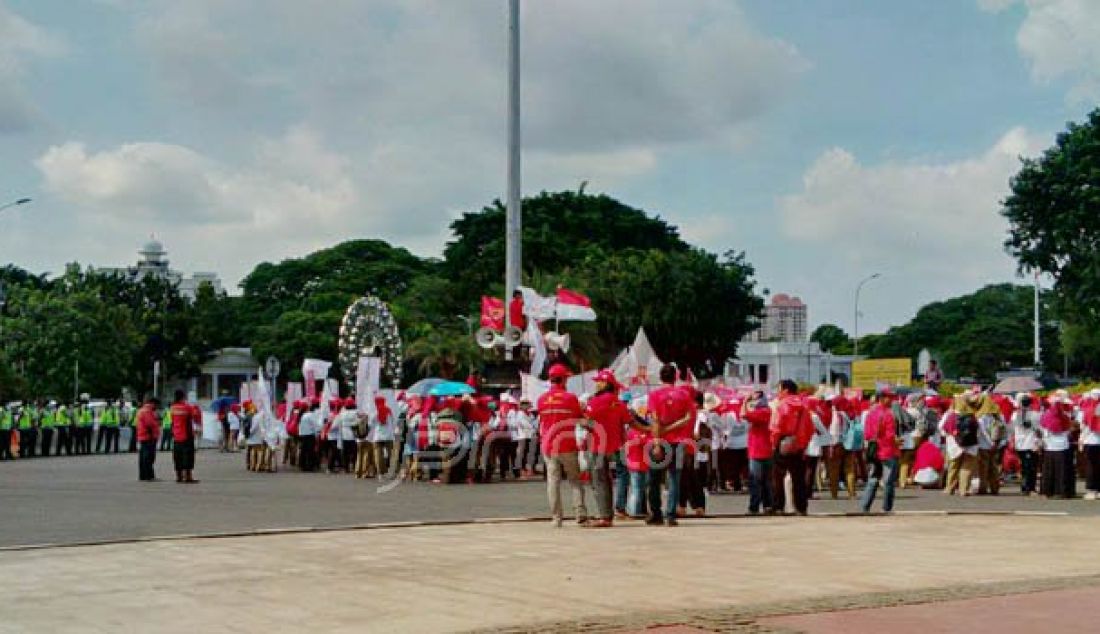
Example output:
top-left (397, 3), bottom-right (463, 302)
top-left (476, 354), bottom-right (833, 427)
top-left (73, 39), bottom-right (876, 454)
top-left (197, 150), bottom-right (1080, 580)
top-left (852, 358), bottom-right (911, 391)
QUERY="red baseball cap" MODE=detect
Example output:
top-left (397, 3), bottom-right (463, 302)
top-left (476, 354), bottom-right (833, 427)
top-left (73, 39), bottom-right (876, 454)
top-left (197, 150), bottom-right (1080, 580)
top-left (548, 364), bottom-right (572, 379)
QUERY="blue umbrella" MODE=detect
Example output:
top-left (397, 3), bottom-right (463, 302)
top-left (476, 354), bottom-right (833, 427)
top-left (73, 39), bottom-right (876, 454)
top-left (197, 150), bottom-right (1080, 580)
top-left (210, 396), bottom-right (238, 412)
top-left (406, 378), bottom-right (446, 397)
top-left (429, 381), bottom-right (475, 397)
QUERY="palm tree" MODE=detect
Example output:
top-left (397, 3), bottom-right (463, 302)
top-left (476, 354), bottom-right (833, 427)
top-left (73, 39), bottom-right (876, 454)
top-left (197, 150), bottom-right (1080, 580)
top-left (406, 328), bottom-right (481, 380)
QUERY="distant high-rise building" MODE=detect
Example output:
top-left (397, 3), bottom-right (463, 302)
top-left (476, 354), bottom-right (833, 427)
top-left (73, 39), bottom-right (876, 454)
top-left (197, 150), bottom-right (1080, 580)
top-left (743, 293), bottom-right (807, 343)
top-left (97, 238), bottom-right (223, 300)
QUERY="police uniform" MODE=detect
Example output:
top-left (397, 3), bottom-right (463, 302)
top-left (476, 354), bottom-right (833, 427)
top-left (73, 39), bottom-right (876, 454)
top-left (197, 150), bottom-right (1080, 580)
top-left (97, 405), bottom-right (120, 453)
top-left (38, 406), bottom-right (55, 458)
top-left (0, 407), bottom-right (13, 460)
top-left (18, 406), bottom-right (37, 458)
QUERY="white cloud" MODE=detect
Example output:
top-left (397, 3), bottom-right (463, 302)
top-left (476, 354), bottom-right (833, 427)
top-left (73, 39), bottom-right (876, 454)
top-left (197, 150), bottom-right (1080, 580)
top-left (125, 0), bottom-right (806, 153)
top-left (780, 127), bottom-right (1048, 281)
top-left (774, 127), bottom-right (1051, 331)
top-left (0, 2), bottom-right (65, 132)
top-left (980, 0), bottom-right (1100, 102)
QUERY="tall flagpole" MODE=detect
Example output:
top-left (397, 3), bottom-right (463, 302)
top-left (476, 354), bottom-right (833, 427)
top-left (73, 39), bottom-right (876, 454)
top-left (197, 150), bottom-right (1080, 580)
top-left (504, 0), bottom-right (522, 360)
top-left (1034, 272), bottom-right (1041, 367)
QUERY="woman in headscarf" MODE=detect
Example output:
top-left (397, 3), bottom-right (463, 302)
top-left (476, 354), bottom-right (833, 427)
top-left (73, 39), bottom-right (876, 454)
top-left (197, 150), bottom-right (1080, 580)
top-left (1041, 390), bottom-right (1076, 499)
top-left (940, 393), bottom-right (980, 496)
top-left (973, 393), bottom-right (1007, 495)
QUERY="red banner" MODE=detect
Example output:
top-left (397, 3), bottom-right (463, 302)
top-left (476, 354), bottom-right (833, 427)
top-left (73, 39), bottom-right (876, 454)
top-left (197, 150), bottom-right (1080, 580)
top-left (480, 296), bottom-right (505, 331)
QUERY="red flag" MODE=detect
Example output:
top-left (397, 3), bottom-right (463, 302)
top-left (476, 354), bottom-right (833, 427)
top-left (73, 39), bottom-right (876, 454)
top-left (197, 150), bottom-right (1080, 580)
top-left (555, 287), bottom-right (596, 321)
top-left (480, 296), bottom-right (505, 331)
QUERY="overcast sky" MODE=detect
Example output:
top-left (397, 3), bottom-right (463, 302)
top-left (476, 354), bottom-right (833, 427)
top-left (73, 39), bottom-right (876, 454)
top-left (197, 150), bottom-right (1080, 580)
top-left (1, 0), bottom-right (1096, 334)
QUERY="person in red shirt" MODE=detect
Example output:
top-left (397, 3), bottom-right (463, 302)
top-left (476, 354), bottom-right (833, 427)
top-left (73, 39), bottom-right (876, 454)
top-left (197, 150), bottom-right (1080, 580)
top-left (860, 388), bottom-right (900, 513)
top-left (582, 369), bottom-right (635, 527)
top-left (769, 379), bottom-right (814, 515)
top-left (136, 397), bottom-right (161, 481)
top-left (741, 390), bottom-right (776, 514)
top-left (537, 364), bottom-right (588, 527)
top-left (508, 290), bottom-right (527, 332)
top-left (644, 364), bottom-right (694, 526)
top-left (170, 390), bottom-right (202, 484)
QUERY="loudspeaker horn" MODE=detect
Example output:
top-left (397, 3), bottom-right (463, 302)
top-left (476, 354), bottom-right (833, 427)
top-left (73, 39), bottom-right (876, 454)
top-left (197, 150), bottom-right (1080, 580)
top-left (475, 327), bottom-right (499, 350)
top-left (545, 331), bottom-right (571, 353)
top-left (502, 325), bottom-right (524, 348)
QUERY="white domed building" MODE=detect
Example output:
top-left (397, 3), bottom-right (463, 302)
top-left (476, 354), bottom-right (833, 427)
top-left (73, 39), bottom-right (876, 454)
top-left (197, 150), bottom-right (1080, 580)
top-left (98, 238), bottom-right (223, 300)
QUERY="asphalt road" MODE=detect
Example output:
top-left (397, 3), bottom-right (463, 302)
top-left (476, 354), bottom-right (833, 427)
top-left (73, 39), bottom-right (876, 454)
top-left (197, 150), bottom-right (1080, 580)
top-left (1, 450), bottom-right (1096, 548)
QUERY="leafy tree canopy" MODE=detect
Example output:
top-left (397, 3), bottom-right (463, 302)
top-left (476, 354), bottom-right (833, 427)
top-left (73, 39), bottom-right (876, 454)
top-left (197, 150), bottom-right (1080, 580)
top-left (864, 284), bottom-right (1059, 378)
top-left (1002, 108), bottom-right (1100, 326)
top-left (810, 324), bottom-right (850, 353)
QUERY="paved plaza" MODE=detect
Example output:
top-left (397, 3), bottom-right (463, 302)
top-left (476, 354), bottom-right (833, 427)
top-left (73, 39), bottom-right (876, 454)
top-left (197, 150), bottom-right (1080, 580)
top-left (1, 450), bottom-right (1097, 548)
top-left (3, 452), bottom-right (1100, 632)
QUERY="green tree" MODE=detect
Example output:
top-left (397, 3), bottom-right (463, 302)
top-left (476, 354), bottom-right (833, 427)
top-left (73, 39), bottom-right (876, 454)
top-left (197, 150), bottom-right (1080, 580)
top-left (1, 286), bottom-right (141, 399)
top-left (405, 327), bottom-right (481, 379)
top-left (443, 190), bottom-right (689, 303)
top-left (1002, 108), bottom-right (1100, 327)
top-left (864, 284), bottom-right (1059, 378)
top-left (810, 324), bottom-right (850, 353)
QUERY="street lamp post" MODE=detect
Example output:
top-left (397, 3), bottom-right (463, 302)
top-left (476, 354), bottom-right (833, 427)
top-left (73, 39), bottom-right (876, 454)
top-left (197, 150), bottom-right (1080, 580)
top-left (853, 273), bottom-right (881, 358)
top-left (0, 198), bottom-right (31, 214)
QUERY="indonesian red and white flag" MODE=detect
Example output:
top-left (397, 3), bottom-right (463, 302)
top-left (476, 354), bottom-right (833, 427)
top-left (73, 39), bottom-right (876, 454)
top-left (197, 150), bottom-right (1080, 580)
top-left (555, 287), bottom-right (597, 322)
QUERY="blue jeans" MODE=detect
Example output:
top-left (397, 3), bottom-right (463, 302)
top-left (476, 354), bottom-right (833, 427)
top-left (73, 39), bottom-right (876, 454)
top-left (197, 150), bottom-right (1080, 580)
top-left (629, 471), bottom-right (649, 516)
top-left (861, 457), bottom-right (898, 512)
top-left (613, 457), bottom-right (629, 513)
top-left (646, 443), bottom-right (684, 521)
top-left (748, 458), bottom-right (774, 513)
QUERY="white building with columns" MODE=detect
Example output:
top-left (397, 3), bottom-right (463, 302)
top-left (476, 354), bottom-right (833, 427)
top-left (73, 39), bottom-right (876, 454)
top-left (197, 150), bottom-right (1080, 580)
top-left (726, 341), bottom-right (859, 387)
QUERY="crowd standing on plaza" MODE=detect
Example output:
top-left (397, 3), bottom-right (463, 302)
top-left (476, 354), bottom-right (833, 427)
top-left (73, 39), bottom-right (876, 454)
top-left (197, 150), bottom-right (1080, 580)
top-left (6, 365), bottom-right (1100, 526)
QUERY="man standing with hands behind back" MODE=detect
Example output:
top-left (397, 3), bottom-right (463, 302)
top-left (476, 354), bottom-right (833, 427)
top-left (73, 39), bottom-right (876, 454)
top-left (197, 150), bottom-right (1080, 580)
top-left (646, 364), bottom-right (695, 527)
top-left (170, 390), bottom-right (202, 484)
top-left (136, 398), bottom-right (161, 481)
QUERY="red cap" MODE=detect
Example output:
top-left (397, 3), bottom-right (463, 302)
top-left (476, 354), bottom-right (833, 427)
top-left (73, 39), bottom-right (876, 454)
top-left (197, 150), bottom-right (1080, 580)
top-left (548, 364), bottom-right (572, 380)
top-left (343, 397), bottom-right (357, 408)
top-left (594, 369), bottom-right (619, 386)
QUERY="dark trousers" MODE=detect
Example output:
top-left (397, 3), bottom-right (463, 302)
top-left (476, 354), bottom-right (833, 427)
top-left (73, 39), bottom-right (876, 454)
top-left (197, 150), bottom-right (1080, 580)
top-left (21, 428), bottom-right (37, 458)
top-left (678, 460), bottom-right (709, 511)
top-left (39, 428), bottom-right (54, 457)
top-left (139, 441), bottom-right (157, 480)
top-left (1041, 449), bottom-right (1072, 498)
top-left (773, 453), bottom-right (809, 514)
top-left (128, 425), bottom-right (138, 452)
top-left (748, 458), bottom-right (773, 513)
top-left (57, 426), bottom-right (72, 455)
top-left (805, 456), bottom-right (820, 494)
top-left (298, 435), bottom-right (317, 471)
top-left (341, 441), bottom-right (357, 473)
top-left (1018, 449), bottom-right (1039, 493)
top-left (1086, 445), bottom-right (1100, 492)
top-left (0, 429), bottom-right (11, 460)
top-left (717, 448), bottom-right (748, 491)
top-left (99, 429), bottom-right (120, 453)
top-left (77, 427), bottom-right (92, 454)
top-left (159, 431), bottom-right (173, 451)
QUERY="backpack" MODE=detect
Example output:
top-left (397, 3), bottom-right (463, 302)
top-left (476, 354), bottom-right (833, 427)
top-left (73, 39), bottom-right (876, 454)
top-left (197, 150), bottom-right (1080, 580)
top-left (842, 414), bottom-right (863, 451)
top-left (778, 399), bottom-right (813, 456)
top-left (955, 414), bottom-right (978, 447)
top-left (892, 403), bottom-right (915, 435)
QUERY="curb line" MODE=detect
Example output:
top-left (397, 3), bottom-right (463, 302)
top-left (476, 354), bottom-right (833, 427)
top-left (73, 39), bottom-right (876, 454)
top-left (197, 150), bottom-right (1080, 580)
top-left (0, 509), bottom-right (1071, 553)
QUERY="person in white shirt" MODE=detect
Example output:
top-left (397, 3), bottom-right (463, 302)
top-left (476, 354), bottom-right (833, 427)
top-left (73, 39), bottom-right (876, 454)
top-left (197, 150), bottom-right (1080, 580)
top-left (297, 402), bottom-right (319, 472)
top-left (1080, 390), bottom-right (1100, 500)
top-left (244, 402), bottom-right (265, 472)
top-left (368, 396), bottom-right (396, 479)
top-left (512, 400), bottom-right (537, 477)
top-left (974, 393), bottom-right (1006, 495)
top-left (804, 403), bottom-right (834, 500)
top-left (1011, 394), bottom-right (1042, 496)
top-left (227, 406), bottom-right (241, 453)
top-left (941, 393), bottom-right (981, 497)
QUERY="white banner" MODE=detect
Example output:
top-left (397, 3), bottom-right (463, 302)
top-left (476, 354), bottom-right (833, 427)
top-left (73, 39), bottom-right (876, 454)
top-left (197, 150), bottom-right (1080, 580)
top-left (518, 286), bottom-right (557, 321)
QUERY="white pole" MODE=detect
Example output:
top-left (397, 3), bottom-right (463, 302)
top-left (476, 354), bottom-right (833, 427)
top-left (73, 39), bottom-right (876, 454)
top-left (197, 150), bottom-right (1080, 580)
top-left (853, 273), bottom-right (880, 358)
top-left (504, 0), bottom-right (522, 361)
top-left (1034, 272), bottom-right (1041, 367)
